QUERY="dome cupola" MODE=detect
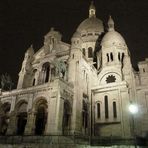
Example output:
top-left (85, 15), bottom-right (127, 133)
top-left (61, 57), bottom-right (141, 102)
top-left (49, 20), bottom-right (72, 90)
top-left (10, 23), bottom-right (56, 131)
top-left (76, 1), bottom-right (104, 35)
top-left (89, 1), bottom-right (96, 18)
top-left (108, 15), bottom-right (115, 31)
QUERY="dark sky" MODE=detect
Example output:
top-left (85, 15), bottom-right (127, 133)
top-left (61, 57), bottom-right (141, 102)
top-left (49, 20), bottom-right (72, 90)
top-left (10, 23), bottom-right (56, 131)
top-left (0, 0), bottom-right (148, 87)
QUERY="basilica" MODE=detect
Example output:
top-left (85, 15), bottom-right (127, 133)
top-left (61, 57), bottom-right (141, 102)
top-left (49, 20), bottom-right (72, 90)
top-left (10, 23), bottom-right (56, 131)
top-left (0, 1), bottom-right (148, 143)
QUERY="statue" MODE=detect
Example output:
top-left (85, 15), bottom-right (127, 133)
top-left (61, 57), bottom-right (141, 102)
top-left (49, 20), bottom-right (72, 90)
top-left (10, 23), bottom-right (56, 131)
top-left (53, 60), bottom-right (67, 79)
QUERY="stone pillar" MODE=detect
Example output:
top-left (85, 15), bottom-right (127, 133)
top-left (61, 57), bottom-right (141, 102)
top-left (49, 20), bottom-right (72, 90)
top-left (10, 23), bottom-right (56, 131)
top-left (10, 96), bottom-right (16, 112)
top-left (37, 68), bottom-right (43, 84)
top-left (35, 70), bottom-right (40, 85)
top-left (24, 110), bottom-right (36, 135)
top-left (6, 111), bottom-right (17, 135)
top-left (44, 113), bottom-right (49, 135)
top-left (49, 65), bottom-right (52, 82)
top-left (50, 66), bottom-right (55, 82)
top-left (44, 100), bottom-right (50, 135)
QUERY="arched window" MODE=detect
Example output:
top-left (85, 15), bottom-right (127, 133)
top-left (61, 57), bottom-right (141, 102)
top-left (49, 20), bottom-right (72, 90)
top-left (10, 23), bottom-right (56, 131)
top-left (107, 53), bottom-right (109, 62)
top-left (82, 34), bottom-right (86, 37)
top-left (32, 69), bottom-right (37, 86)
top-left (104, 96), bottom-right (109, 119)
top-left (42, 62), bottom-right (50, 83)
top-left (88, 47), bottom-right (93, 58)
top-left (88, 33), bottom-right (93, 36)
top-left (110, 52), bottom-right (113, 61)
top-left (97, 103), bottom-right (101, 118)
top-left (121, 53), bottom-right (124, 63)
top-left (82, 48), bottom-right (85, 56)
top-left (113, 102), bottom-right (117, 118)
top-left (118, 52), bottom-right (120, 61)
top-left (32, 78), bottom-right (36, 86)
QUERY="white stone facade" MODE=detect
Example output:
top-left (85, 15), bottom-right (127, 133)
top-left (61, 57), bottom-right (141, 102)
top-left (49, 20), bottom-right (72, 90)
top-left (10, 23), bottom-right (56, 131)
top-left (0, 2), bottom-right (148, 140)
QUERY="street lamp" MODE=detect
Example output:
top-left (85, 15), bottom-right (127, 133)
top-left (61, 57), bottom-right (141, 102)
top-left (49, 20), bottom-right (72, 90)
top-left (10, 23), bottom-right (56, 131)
top-left (129, 104), bottom-right (138, 114)
top-left (129, 103), bottom-right (138, 148)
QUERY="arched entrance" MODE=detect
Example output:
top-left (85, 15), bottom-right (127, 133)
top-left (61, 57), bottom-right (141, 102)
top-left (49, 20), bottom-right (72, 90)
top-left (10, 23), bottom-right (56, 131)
top-left (16, 102), bottom-right (28, 135)
top-left (0, 102), bottom-right (11, 135)
top-left (62, 100), bottom-right (71, 135)
top-left (35, 99), bottom-right (47, 135)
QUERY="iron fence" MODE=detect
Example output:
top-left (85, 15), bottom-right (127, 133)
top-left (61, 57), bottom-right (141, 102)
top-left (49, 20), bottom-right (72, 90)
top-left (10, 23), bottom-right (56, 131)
top-left (0, 135), bottom-right (147, 146)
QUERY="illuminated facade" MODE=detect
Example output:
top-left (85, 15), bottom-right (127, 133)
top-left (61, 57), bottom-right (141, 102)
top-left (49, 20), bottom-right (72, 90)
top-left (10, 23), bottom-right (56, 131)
top-left (0, 2), bottom-right (148, 141)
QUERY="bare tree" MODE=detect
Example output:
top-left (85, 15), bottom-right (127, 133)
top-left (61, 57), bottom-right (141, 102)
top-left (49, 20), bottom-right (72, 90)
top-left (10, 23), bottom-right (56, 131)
top-left (0, 73), bottom-right (14, 91)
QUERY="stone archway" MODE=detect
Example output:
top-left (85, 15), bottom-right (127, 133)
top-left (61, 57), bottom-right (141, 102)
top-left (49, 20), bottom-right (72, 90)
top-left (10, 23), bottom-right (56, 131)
top-left (34, 99), bottom-right (48, 135)
top-left (16, 101), bottom-right (28, 135)
top-left (0, 102), bottom-right (11, 135)
top-left (62, 100), bottom-right (71, 135)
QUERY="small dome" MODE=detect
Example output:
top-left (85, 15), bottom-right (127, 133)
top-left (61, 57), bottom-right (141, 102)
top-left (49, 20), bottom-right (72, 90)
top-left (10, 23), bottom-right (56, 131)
top-left (77, 17), bottom-right (104, 34)
top-left (72, 31), bottom-right (81, 38)
top-left (101, 31), bottom-right (126, 47)
top-left (101, 16), bottom-right (126, 47)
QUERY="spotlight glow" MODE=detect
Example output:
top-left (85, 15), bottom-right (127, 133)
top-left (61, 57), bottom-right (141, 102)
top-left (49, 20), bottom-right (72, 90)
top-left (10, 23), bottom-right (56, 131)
top-left (129, 104), bottom-right (138, 114)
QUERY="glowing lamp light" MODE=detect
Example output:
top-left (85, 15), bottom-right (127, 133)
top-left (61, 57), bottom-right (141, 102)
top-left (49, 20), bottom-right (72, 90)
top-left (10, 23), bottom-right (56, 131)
top-left (129, 104), bottom-right (138, 114)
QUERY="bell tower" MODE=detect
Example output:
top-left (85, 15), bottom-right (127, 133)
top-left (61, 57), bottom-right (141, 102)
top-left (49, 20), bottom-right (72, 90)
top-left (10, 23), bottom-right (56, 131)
top-left (17, 45), bottom-right (34, 89)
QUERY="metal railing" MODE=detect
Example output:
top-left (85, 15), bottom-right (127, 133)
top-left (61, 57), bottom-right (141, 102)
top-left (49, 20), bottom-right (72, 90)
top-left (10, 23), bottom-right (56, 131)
top-left (0, 135), bottom-right (74, 144)
top-left (0, 135), bottom-right (147, 146)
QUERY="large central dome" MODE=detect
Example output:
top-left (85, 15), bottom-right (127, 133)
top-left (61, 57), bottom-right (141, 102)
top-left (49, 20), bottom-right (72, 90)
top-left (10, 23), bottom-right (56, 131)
top-left (77, 17), bottom-right (104, 33)
top-left (76, 1), bottom-right (104, 34)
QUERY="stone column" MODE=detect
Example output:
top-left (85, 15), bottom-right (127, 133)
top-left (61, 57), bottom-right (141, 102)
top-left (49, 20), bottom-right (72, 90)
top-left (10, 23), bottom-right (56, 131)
top-left (44, 112), bottom-right (51, 135)
top-left (6, 111), bottom-right (17, 135)
top-left (35, 70), bottom-right (40, 85)
top-left (37, 67), bottom-right (43, 84)
top-left (50, 67), bottom-right (54, 81)
top-left (44, 100), bottom-right (50, 135)
top-left (48, 65), bottom-right (52, 82)
top-left (24, 110), bottom-right (36, 135)
top-left (10, 96), bottom-right (16, 112)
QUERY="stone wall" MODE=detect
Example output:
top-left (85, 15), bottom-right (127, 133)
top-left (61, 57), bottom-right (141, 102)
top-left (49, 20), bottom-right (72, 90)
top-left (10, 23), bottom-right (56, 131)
top-left (0, 144), bottom-right (143, 148)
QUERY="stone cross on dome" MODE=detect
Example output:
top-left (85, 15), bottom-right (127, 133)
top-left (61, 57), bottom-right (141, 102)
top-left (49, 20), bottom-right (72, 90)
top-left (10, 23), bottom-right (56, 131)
top-left (89, 1), bottom-right (96, 18)
top-left (108, 15), bottom-right (115, 31)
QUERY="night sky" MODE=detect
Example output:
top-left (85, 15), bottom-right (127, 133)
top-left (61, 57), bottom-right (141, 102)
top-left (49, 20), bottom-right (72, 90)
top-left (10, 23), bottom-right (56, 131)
top-left (1, 0), bottom-right (148, 87)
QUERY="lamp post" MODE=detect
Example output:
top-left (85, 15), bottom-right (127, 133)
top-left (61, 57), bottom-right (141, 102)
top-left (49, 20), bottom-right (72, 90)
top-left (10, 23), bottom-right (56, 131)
top-left (129, 103), bottom-right (138, 148)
